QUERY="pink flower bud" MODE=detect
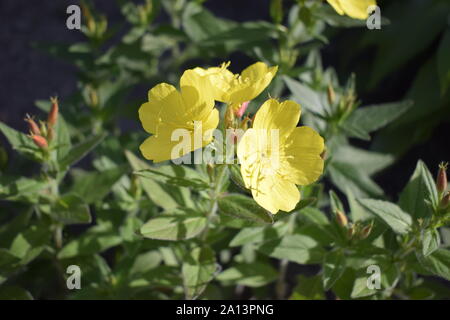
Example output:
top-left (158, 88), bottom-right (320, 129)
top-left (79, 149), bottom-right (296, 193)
top-left (48, 97), bottom-right (59, 127)
top-left (235, 101), bottom-right (249, 118)
top-left (24, 115), bottom-right (41, 136)
top-left (31, 135), bottom-right (48, 149)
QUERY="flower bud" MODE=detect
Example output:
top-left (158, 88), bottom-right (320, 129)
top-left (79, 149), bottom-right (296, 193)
top-left (437, 162), bottom-right (448, 194)
top-left (359, 223), bottom-right (373, 240)
top-left (224, 105), bottom-right (235, 129)
top-left (88, 86), bottom-right (99, 108)
top-left (48, 97), bottom-right (59, 127)
top-left (347, 225), bottom-right (355, 239)
top-left (47, 126), bottom-right (55, 142)
top-left (31, 135), bottom-right (48, 149)
top-left (327, 84), bottom-right (335, 106)
top-left (235, 101), bottom-right (249, 118)
top-left (24, 115), bottom-right (41, 136)
top-left (335, 210), bottom-right (348, 227)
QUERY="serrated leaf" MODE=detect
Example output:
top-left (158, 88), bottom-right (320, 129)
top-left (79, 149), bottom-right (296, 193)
top-left (58, 222), bottom-right (122, 259)
top-left (422, 229), bottom-right (441, 257)
top-left (399, 160), bottom-right (438, 218)
top-left (70, 165), bottom-right (128, 204)
top-left (328, 162), bottom-right (383, 198)
top-left (416, 249), bottom-right (450, 281)
top-left (218, 194), bottom-right (273, 224)
top-left (229, 223), bottom-right (288, 247)
top-left (329, 190), bottom-right (344, 213)
top-left (290, 275), bottom-right (324, 300)
top-left (283, 76), bottom-right (327, 117)
top-left (217, 262), bottom-right (277, 287)
top-left (125, 150), bottom-right (178, 210)
top-left (344, 100), bottom-right (413, 136)
top-left (0, 122), bottom-right (39, 157)
top-left (182, 246), bottom-right (216, 300)
top-left (258, 234), bottom-right (323, 264)
top-left (52, 193), bottom-right (91, 225)
top-left (140, 215), bottom-right (207, 241)
top-left (54, 116), bottom-right (71, 161)
top-left (358, 199), bottom-right (412, 234)
top-left (351, 276), bottom-right (377, 299)
top-left (59, 133), bottom-right (106, 170)
top-left (134, 166), bottom-right (209, 190)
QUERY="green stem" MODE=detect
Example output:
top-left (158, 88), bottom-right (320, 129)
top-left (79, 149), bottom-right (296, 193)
top-left (201, 165), bottom-right (226, 242)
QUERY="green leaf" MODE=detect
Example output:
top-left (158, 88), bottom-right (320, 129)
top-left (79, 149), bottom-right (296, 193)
top-left (398, 160), bottom-right (439, 218)
top-left (229, 223), bottom-right (288, 247)
top-left (290, 275), bottom-right (324, 300)
top-left (437, 29), bottom-right (450, 94)
top-left (329, 190), bottom-right (344, 213)
top-left (416, 249), bottom-right (450, 281)
top-left (351, 276), bottom-right (377, 299)
top-left (258, 234), bottom-right (323, 264)
top-left (0, 176), bottom-right (47, 203)
top-left (344, 100), bottom-right (413, 136)
top-left (70, 166), bottom-right (128, 204)
top-left (422, 229), bottom-right (440, 257)
top-left (323, 250), bottom-right (346, 290)
top-left (0, 286), bottom-right (33, 300)
top-left (52, 193), bottom-right (91, 225)
top-left (333, 145), bottom-right (395, 176)
top-left (58, 222), bottom-right (122, 259)
top-left (140, 214), bottom-right (207, 241)
top-left (283, 76), bottom-right (327, 117)
top-left (59, 133), bottom-right (106, 170)
top-left (182, 246), bottom-right (217, 300)
top-left (358, 199), bottom-right (412, 235)
top-left (328, 162), bottom-right (383, 198)
top-left (218, 194), bottom-right (273, 224)
top-left (54, 116), bottom-right (71, 161)
top-left (0, 249), bottom-right (21, 284)
top-left (0, 122), bottom-right (38, 157)
top-left (217, 262), bottom-right (278, 287)
top-left (345, 187), bottom-right (371, 222)
top-left (182, 2), bottom-right (233, 43)
top-left (125, 150), bottom-right (178, 210)
top-left (134, 166), bottom-right (209, 190)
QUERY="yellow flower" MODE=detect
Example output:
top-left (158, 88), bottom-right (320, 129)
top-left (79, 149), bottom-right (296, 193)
top-left (139, 70), bottom-right (219, 162)
top-left (237, 99), bottom-right (324, 214)
top-left (188, 61), bottom-right (278, 108)
top-left (327, 0), bottom-right (377, 20)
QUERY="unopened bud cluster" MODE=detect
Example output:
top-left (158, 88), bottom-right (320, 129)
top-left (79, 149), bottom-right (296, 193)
top-left (25, 97), bottom-right (59, 150)
top-left (335, 209), bottom-right (373, 241)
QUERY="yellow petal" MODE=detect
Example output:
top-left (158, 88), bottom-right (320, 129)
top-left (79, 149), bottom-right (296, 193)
top-left (251, 174), bottom-right (300, 214)
top-left (327, 0), bottom-right (345, 15)
top-left (138, 83), bottom-right (185, 134)
top-left (237, 128), bottom-right (259, 189)
top-left (252, 99), bottom-right (301, 139)
top-left (185, 64), bottom-right (234, 103)
top-left (201, 108), bottom-right (220, 142)
top-left (283, 126), bottom-right (324, 185)
top-left (139, 125), bottom-right (188, 163)
top-left (228, 62), bottom-right (278, 105)
top-left (328, 0), bottom-right (377, 19)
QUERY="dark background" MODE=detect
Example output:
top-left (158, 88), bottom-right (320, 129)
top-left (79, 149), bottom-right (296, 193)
top-left (0, 0), bottom-right (449, 199)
